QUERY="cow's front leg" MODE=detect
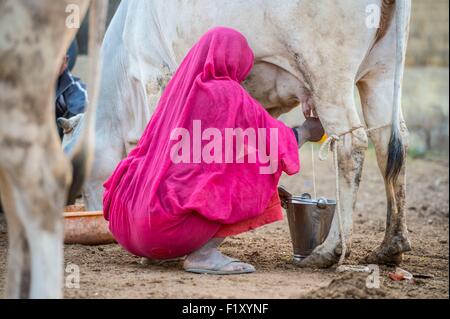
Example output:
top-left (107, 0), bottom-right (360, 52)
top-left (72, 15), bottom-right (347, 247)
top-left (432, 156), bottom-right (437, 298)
top-left (297, 128), bottom-right (368, 268)
top-left (83, 124), bottom-right (125, 211)
top-left (0, 127), bottom-right (71, 298)
top-left (0, 176), bottom-right (30, 298)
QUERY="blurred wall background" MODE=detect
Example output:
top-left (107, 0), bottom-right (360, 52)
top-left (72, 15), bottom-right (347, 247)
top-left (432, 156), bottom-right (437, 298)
top-left (74, 0), bottom-right (449, 157)
top-left (404, 0), bottom-right (449, 155)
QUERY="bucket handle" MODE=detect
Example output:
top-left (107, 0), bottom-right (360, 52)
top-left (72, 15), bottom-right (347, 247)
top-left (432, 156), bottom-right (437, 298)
top-left (278, 186), bottom-right (292, 209)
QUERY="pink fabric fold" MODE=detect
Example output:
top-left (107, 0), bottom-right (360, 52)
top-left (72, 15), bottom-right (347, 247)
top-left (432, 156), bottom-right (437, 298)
top-left (103, 27), bottom-right (299, 259)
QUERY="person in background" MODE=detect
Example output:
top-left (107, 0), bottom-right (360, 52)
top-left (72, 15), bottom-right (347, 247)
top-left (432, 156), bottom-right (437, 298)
top-left (55, 40), bottom-right (88, 138)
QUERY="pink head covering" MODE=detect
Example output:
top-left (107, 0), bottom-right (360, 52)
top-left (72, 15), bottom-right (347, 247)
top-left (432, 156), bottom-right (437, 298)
top-left (103, 27), bottom-right (299, 259)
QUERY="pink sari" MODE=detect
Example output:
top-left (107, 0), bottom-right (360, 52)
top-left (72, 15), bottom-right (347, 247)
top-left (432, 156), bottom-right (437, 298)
top-left (103, 27), bottom-right (299, 259)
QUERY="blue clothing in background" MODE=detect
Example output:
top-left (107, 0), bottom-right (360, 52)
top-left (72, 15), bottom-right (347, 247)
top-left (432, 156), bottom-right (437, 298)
top-left (67, 40), bottom-right (78, 72)
top-left (55, 69), bottom-right (88, 119)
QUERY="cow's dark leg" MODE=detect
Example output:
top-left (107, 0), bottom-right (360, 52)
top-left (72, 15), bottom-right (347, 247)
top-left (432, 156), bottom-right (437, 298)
top-left (356, 10), bottom-right (411, 265)
top-left (358, 76), bottom-right (411, 265)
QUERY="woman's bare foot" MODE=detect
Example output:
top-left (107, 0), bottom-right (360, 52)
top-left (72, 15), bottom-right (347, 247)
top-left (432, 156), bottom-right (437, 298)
top-left (183, 238), bottom-right (255, 275)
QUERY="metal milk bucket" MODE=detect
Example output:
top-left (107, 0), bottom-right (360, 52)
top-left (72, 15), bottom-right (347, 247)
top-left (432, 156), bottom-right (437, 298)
top-left (278, 186), bottom-right (336, 263)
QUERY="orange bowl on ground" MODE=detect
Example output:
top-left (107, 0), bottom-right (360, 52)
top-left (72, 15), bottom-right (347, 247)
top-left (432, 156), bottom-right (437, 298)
top-left (63, 208), bottom-right (115, 245)
top-left (64, 204), bottom-right (86, 213)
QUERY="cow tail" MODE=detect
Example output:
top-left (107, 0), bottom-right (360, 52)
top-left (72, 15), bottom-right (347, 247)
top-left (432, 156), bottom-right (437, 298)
top-left (385, 0), bottom-right (410, 184)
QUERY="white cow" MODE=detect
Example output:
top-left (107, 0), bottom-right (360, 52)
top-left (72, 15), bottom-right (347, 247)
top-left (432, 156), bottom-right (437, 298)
top-left (0, 0), bottom-right (107, 298)
top-left (62, 0), bottom-right (411, 268)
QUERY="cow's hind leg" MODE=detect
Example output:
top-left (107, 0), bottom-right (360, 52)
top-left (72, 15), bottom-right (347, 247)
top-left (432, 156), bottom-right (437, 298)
top-left (358, 75), bottom-right (411, 265)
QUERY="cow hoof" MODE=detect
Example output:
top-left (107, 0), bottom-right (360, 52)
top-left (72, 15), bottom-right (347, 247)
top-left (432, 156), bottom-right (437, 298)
top-left (363, 249), bottom-right (403, 265)
top-left (294, 251), bottom-right (339, 268)
top-left (363, 235), bottom-right (411, 265)
top-left (334, 242), bottom-right (352, 257)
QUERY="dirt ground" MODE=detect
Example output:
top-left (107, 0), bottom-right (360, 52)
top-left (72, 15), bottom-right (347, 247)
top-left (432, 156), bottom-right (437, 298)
top-left (0, 152), bottom-right (448, 299)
